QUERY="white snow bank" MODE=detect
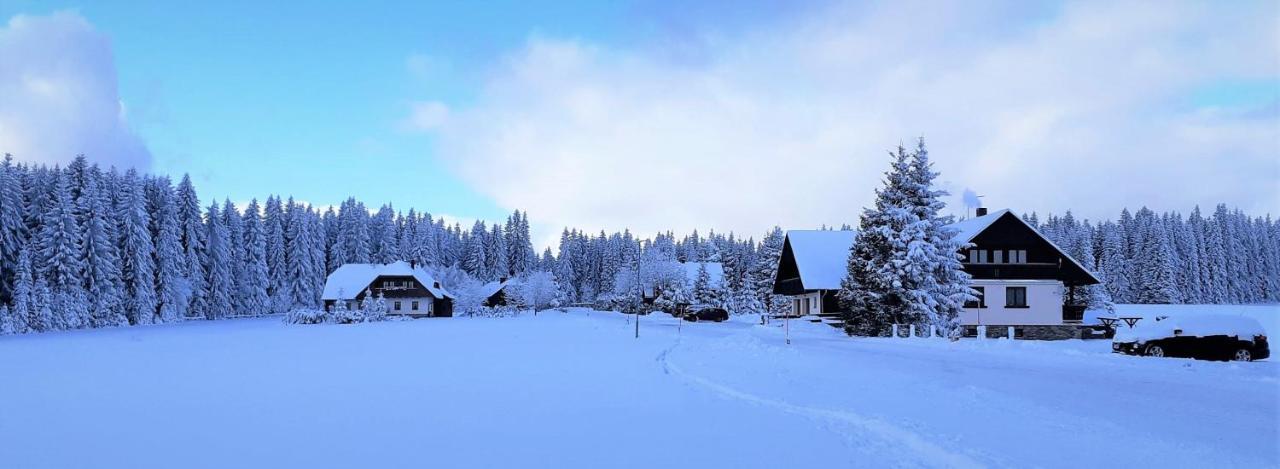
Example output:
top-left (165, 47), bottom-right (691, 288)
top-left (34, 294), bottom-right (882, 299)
top-left (1100, 304), bottom-right (1280, 336)
top-left (1114, 314), bottom-right (1267, 343)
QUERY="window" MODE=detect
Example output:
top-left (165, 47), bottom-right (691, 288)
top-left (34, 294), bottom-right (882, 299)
top-left (1005, 287), bottom-right (1027, 308)
top-left (964, 287), bottom-right (986, 308)
top-left (978, 250), bottom-right (988, 263)
top-left (394, 301), bottom-right (401, 311)
top-left (993, 250), bottom-right (1004, 264)
top-left (411, 301), bottom-right (420, 311)
top-left (968, 250), bottom-right (979, 263)
top-left (1016, 250), bottom-right (1027, 263)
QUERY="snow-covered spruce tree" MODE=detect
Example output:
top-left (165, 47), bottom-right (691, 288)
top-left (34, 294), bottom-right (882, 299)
top-left (306, 208), bottom-right (327, 302)
top-left (0, 155), bottom-right (27, 303)
top-left (840, 141), bottom-right (971, 338)
top-left (31, 278), bottom-right (55, 332)
top-left (751, 227), bottom-right (789, 316)
top-left (176, 174), bottom-right (207, 319)
top-left (902, 140), bottom-right (970, 337)
top-left (221, 200), bottom-right (247, 315)
top-left (77, 167), bottom-right (126, 327)
top-left (463, 221), bottom-right (488, 279)
top-left (284, 199), bottom-right (319, 309)
top-left (486, 222), bottom-right (509, 280)
top-left (1096, 221), bottom-right (1130, 304)
top-left (338, 198), bottom-right (371, 265)
top-left (7, 245), bottom-right (34, 334)
top-left (149, 177), bottom-right (189, 322)
top-left (240, 199), bottom-right (271, 316)
top-left (37, 173), bottom-right (88, 329)
top-left (411, 211), bottom-right (438, 268)
top-left (203, 202), bottom-right (234, 319)
top-left (692, 262), bottom-right (714, 305)
top-left (369, 204), bottom-right (399, 264)
top-left (1134, 209), bottom-right (1179, 304)
top-left (264, 196), bottom-right (292, 312)
top-left (116, 171), bottom-right (155, 325)
top-left (840, 146), bottom-right (914, 336)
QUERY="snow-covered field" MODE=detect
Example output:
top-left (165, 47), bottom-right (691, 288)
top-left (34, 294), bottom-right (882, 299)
top-left (1, 307), bottom-right (1276, 468)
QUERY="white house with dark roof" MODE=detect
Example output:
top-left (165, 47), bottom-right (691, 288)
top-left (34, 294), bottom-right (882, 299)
top-left (770, 230), bottom-right (857, 318)
top-left (322, 261), bottom-right (454, 317)
top-left (773, 209), bottom-right (1102, 338)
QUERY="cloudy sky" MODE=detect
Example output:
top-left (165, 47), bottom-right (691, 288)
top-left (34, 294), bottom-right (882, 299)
top-left (1, 1), bottom-right (1276, 248)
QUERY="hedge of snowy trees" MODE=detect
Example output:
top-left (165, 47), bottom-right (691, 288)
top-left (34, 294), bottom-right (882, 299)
top-left (1028, 204), bottom-right (1280, 306)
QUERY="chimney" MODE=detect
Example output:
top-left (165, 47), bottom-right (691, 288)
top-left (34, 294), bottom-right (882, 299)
top-left (500, 277), bottom-right (508, 283)
top-left (433, 281), bottom-right (441, 289)
top-left (409, 259), bottom-right (416, 269)
top-left (976, 207), bottom-right (988, 217)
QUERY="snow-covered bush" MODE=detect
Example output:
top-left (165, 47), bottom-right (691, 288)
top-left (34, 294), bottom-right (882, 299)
top-left (510, 271), bottom-right (562, 312)
top-left (283, 308), bottom-right (328, 325)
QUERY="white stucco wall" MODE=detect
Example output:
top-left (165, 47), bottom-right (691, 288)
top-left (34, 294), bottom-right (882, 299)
top-left (960, 280), bottom-right (1064, 326)
top-left (790, 292), bottom-right (823, 316)
top-left (388, 297), bottom-right (435, 314)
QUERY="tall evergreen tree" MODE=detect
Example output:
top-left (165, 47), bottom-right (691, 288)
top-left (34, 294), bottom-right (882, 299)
top-left (240, 199), bottom-right (271, 316)
top-left (116, 171), bottom-right (155, 325)
top-left (203, 202), bottom-right (234, 319)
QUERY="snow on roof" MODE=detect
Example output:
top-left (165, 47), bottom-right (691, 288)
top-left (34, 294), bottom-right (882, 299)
top-left (477, 279), bottom-right (509, 299)
top-left (322, 261), bottom-right (453, 300)
top-left (682, 262), bottom-right (724, 287)
top-left (946, 209), bottom-right (1010, 244)
top-left (785, 230), bottom-right (857, 290)
top-left (945, 209), bottom-right (1101, 284)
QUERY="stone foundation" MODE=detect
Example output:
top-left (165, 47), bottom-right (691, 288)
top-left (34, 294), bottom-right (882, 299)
top-left (964, 325), bottom-right (1097, 340)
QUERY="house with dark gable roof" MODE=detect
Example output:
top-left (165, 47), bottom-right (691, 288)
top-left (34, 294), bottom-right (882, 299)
top-left (322, 261), bottom-right (454, 317)
top-left (773, 208), bottom-right (1101, 338)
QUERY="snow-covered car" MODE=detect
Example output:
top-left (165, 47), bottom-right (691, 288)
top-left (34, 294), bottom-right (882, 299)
top-left (683, 305), bottom-right (728, 322)
top-left (1112, 314), bottom-right (1269, 361)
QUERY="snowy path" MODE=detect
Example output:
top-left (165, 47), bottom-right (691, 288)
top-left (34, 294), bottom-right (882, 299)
top-left (1, 310), bottom-right (1276, 468)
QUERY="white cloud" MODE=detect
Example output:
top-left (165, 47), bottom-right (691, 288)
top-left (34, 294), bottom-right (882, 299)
top-left (431, 1), bottom-right (1277, 240)
top-left (0, 11), bottom-right (150, 170)
top-left (404, 101), bottom-right (450, 132)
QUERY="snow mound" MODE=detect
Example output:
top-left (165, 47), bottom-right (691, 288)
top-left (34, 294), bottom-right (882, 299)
top-left (1114, 314), bottom-right (1267, 343)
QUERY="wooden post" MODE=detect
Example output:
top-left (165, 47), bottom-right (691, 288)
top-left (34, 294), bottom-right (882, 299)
top-left (909, 324), bottom-right (916, 338)
top-left (1008, 326), bottom-right (1016, 340)
top-left (892, 324), bottom-right (899, 338)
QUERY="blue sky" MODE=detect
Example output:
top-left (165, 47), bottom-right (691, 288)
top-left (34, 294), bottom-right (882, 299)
top-left (1, 1), bottom-right (1276, 247)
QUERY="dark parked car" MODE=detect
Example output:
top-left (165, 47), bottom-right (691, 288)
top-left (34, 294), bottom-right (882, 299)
top-left (1112, 314), bottom-right (1269, 361)
top-left (683, 305), bottom-right (728, 322)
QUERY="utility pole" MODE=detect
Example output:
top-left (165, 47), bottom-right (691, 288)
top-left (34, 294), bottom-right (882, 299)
top-left (634, 242), bottom-right (642, 339)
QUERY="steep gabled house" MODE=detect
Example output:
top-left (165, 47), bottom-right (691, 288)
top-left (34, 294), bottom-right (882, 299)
top-left (949, 208), bottom-right (1100, 337)
top-left (773, 209), bottom-right (1101, 338)
top-left (771, 230), bottom-right (857, 319)
top-left (322, 261), bottom-right (454, 317)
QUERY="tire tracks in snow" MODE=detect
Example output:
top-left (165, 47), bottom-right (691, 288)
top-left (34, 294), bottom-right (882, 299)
top-left (656, 336), bottom-right (986, 469)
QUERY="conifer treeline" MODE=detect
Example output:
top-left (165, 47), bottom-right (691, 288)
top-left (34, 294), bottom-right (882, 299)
top-left (0, 155), bottom-right (539, 334)
top-left (0, 153), bottom-right (1274, 336)
top-left (1030, 204), bottom-right (1280, 305)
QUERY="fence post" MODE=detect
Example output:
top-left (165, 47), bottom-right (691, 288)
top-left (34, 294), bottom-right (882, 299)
top-left (909, 324), bottom-right (916, 338)
top-left (977, 325), bottom-right (987, 340)
top-left (891, 324), bottom-right (899, 338)
top-left (1008, 326), bottom-right (1016, 340)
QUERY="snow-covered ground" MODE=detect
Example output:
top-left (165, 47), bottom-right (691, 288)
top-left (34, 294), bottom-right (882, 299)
top-left (1, 307), bottom-right (1276, 468)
